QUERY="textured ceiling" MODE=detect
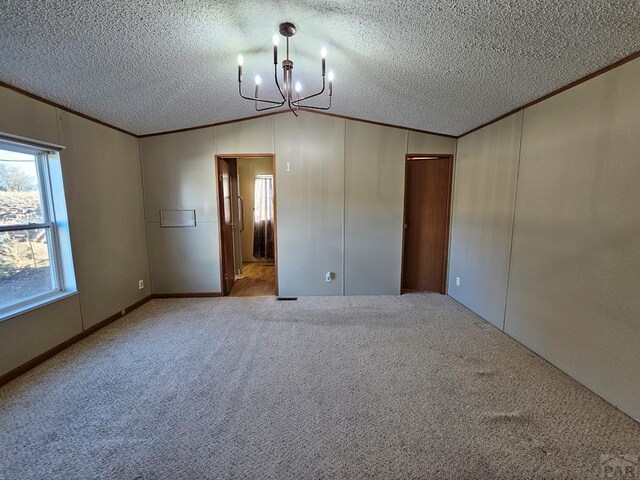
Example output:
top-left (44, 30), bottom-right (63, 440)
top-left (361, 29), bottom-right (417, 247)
top-left (1, 1), bottom-right (639, 136)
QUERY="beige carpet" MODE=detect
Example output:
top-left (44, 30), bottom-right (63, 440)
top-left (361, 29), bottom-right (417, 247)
top-left (1, 294), bottom-right (638, 479)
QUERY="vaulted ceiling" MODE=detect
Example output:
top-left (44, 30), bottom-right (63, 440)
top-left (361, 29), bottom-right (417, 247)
top-left (1, 1), bottom-right (639, 136)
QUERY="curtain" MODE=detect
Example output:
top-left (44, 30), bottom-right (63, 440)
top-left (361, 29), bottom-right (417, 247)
top-left (252, 175), bottom-right (274, 259)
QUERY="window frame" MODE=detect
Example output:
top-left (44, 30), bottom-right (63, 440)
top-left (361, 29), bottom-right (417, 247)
top-left (0, 143), bottom-right (65, 316)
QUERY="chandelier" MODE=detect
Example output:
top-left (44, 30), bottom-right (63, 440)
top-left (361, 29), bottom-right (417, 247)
top-left (237, 22), bottom-right (334, 116)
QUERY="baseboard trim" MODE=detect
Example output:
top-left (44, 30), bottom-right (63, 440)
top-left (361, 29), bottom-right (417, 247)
top-left (0, 294), bottom-right (153, 387)
top-left (152, 292), bottom-right (223, 298)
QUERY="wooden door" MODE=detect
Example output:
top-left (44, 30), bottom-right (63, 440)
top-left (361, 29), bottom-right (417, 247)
top-left (218, 159), bottom-right (236, 294)
top-left (402, 156), bottom-right (453, 293)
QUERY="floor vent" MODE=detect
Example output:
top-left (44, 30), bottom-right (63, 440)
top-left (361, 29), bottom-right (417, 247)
top-left (277, 297), bottom-right (298, 301)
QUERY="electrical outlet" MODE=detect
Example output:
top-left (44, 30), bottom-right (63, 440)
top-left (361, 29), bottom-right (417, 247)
top-left (138, 279), bottom-right (144, 290)
top-left (325, 272), bottom-right (334, 282)
top-left (455, 276), bottom-right (461, 287)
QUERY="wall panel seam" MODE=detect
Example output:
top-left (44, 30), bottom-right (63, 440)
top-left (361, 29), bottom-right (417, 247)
top-left (138, 139), bottom-right (154, 294)
top-left (501, 110), bottom-right (525, 332)
top-left (54, 107), bottom-right (62, 145)
top-left (402, 130), bottom-right (409, 294)
top-left (342, 120), bottom-right (347, 295)
top-left (445, 137), bottom-right (458, 296)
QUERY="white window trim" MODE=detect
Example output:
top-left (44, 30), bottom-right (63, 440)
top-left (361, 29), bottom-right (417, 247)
top-left (0, 134), bottom-right (77, 322)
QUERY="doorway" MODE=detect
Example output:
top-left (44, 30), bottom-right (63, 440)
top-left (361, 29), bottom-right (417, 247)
top-left (401, 155), bottom-right (453, 294)
top-left (216, 155), bottom-right (277, 297)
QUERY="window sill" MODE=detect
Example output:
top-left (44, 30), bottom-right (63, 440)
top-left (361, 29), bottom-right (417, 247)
top-left (0, 291), bottom-right (79, 323)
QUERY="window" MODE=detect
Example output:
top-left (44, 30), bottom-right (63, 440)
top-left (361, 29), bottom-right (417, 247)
top-left (253, 175), bottom-right (274, 224)
top-left (252, 175), bottom-right (274, 259)
top-left (0, 141), bottom-right (64, 314)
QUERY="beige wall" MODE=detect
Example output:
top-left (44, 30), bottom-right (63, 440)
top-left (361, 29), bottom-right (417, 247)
top-left (0, 296), bottom-right (83, 374)
top-left (450, 57), bottom-right (640, 420)
top-left (140, 127), bottom-right (220, 294)
top-left (214, 116), bottom-right (274, 154)
top-left (344, 121), bottom-right (407, 294)
top-left (0, 87), bottom-right (60, 145)
top-left (275, 112), bottom-right (346, 295)
top-left (408, 130), bottom-right (458, 155)
top-left (448, 112), bottom-right (522, 327)
top-left (0, 86), bottom-right (151, 376)
top-left (237, 157), bottom-right (273, 263)
top-left (57, 111), bottom-right (150, 327)
top-left (140, 111), bottom-right (456, 296)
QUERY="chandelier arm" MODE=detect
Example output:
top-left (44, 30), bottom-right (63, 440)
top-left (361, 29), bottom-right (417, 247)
top-left (238, 81), bottom-right (257, 102)
top-left (254, 102), bottom-right (285, 112)
top-left (287, 98), bottom-right (299, 117)
top-left (239, 81), bottom-right (284, 105)
top-left (236, 22), bottom-right (333, 115)
top-left (296, 94), bottom-right (332, 111)
top-left (291, 77), bottom-right (326, 105)
top-left (252, 97), bottom-right (286, 105)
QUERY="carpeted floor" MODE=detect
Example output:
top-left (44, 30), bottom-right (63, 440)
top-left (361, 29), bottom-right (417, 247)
top-left (1, 294), bottom-right (639, 479)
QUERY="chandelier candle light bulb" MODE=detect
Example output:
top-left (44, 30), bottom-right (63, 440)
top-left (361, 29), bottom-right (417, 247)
top-left (237, 54), bottom-right (244, 82)
top-left (236, 21), bottom-right (334, 115)
top-left (254, 75), bottom-right (262, 98)
top-left (273, 34), bottom-right (279, 64)
top-left (295, 81), bottom-right (301, 103)
top-left (321, 47), bottom-right (327, 75)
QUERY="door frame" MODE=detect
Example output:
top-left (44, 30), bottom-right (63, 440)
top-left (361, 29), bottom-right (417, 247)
top-left (400, 154), bottom-right (454, 294)
top-left (215, 154), bottom-right (279, 296)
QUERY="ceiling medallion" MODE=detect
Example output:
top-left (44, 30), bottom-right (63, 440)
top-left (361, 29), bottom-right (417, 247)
top-left (237, 22), bottom-right (334, 116)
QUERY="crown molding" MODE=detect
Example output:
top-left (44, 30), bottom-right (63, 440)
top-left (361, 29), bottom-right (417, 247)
top-left (0, 81), bottom-right (138, 137)
top-left (139, 108), bottom-right (457, 139)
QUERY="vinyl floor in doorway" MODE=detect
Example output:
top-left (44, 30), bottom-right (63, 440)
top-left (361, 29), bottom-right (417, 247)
top-left (229, 262), bottom-right (275, 297)
top-left (1, 294), bottom-right (639, 479)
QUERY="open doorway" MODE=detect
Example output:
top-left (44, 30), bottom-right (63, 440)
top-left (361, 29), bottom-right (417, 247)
top-left (216, 155), bottom-right (277, 297)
